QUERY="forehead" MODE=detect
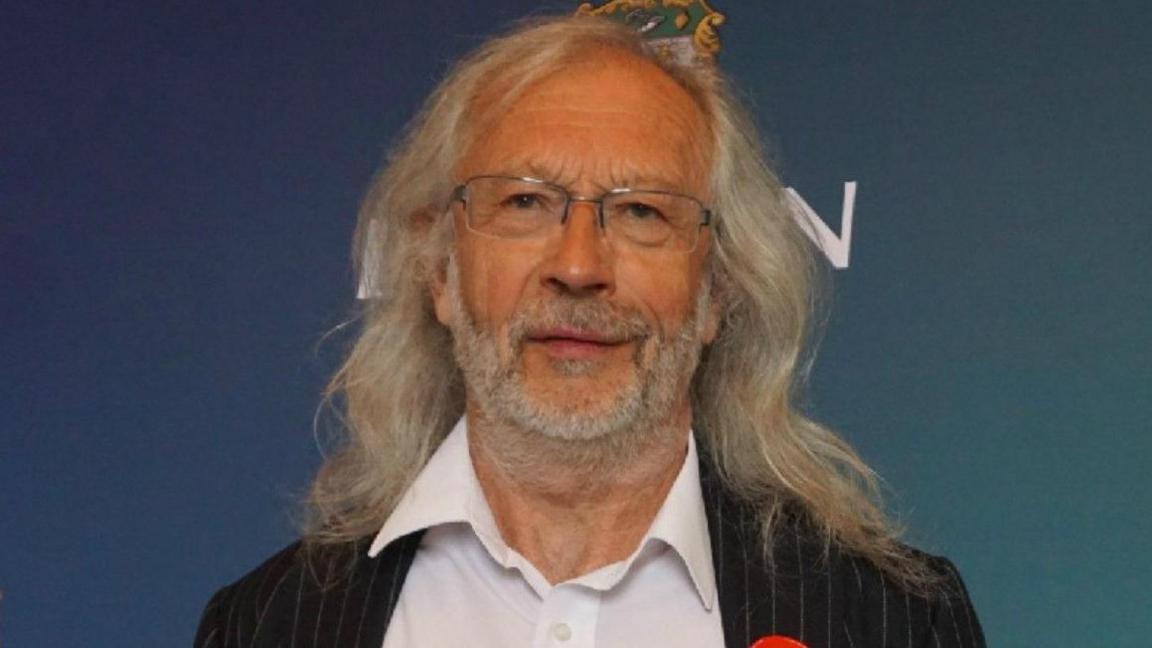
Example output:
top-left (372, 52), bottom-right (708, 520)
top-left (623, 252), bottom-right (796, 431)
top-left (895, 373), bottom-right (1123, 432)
top-left (457, 49), bottom-right (713, 194)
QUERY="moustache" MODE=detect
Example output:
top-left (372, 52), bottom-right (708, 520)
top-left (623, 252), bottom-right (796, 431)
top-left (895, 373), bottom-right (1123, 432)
top-left (506, 299), bottom-right (652, 349)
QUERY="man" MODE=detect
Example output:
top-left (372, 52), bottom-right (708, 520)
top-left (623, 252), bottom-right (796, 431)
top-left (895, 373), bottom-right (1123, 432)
top-left (196, 15), bottom-right (984, 648)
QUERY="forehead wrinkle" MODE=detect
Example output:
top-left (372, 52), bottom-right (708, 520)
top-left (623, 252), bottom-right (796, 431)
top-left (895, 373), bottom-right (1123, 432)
top-left (509, 97), bottom-right (706, 152)
top-left (510, 104), bottom-right (703, 144)
top-left (480, 157), bottom-right (580, 186)
top-left (484, 128), bottom-right (705, 189)
top-left (490, 156), bottom-right (691, 195)
top-left (457, 50), bottom-right (714, 198)
top-left (467, 145), bottom-right (708, 198)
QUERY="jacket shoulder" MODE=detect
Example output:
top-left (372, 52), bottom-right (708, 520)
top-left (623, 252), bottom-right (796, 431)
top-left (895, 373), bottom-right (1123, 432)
top-left (194, 534), bottom-right (421, 648)
top-left (830, 543), bottom-right (986, 648)
top-left (704, 482), bottom-right (985, 648)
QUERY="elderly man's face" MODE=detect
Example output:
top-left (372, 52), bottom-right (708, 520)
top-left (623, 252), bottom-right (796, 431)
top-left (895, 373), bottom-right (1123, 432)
top-left (434, 49), bottom-right (718, 439)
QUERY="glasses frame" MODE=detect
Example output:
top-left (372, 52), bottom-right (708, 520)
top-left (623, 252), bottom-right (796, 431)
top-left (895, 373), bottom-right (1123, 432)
top-left (449, 175), bottom-right (713, 253)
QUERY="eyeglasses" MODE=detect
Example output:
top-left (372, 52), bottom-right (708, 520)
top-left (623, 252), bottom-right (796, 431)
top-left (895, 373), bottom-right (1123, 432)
top-left (449, 175), bottom-right (712, 252)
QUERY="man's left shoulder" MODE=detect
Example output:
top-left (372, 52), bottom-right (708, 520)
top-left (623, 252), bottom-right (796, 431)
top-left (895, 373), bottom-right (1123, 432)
top-left (710, 508), bottom-right (985, 647)
top-left (789, 527), bottom-right (986, 648)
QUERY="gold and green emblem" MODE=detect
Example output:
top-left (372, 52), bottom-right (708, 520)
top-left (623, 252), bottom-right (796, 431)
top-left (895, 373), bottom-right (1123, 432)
top-left (576, 1), bottom-right (725, 63)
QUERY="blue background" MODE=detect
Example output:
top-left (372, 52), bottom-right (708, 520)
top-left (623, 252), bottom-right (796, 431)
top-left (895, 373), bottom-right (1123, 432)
top-left (2, 1), bottom-right (1149, 645)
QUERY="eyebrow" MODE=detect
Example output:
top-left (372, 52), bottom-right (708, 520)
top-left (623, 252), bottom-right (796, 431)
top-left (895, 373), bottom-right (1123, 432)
top-left (492, 160), bottom-right (683, 193)
top-left (608, 170), bottom-right (680, 192)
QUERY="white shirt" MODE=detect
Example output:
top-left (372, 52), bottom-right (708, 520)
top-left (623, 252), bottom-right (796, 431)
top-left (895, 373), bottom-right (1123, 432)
top-left (370, 418), bottom-right (725, 647)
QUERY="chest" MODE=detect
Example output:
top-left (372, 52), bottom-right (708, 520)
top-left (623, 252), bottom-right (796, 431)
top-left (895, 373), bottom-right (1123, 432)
top-left (381, 525), bottom-right (726, 648)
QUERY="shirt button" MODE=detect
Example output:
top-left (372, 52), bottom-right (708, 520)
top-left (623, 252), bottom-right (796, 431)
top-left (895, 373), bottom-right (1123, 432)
top-left (551, 622), bottom-right (572, 641)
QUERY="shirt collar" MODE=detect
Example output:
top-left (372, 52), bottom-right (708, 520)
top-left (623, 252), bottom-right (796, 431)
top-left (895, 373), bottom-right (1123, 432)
top-left (367, 417), bottom-right (717, 610)
top-left (639, 432), bottom-right (717, 609)
top-left (368, 417), bottom-right (504, 558)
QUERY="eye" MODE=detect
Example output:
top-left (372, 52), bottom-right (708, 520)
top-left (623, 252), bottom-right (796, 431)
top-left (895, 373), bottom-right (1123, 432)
top-left (618, 201), bottom-right (666, 221)
top-left (501, 192), bottom-right (550, 210)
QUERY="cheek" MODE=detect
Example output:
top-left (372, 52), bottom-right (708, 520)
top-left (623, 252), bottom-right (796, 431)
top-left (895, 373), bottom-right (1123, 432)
top-left (457, 239), bottom-right (540, 332)
top-left (616, 254), bottom-right (703, 336)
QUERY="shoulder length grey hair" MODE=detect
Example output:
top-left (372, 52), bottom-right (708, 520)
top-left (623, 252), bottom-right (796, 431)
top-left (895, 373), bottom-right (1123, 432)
top-left (307, 15), bottom-right (933, 589)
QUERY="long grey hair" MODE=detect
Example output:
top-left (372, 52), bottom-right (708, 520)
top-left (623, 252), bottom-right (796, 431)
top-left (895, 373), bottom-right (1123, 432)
top-left (306, 15), bottom-right (933, 589)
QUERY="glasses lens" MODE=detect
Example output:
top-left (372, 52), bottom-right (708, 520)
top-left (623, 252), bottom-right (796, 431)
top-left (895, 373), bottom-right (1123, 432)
top-left (465, 177), bottom-right (564, 238)
top-left (460, 178), bottom-right (705, 251)
top-left (605, 191), bottom-right (700, 251)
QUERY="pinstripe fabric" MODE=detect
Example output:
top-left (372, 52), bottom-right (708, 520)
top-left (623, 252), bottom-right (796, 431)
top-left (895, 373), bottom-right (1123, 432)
top-left (195, 533), bottom-right (422, 648)
top-left (700, 455), bottom-right (984, 648)
top-left (196, 457), bottom-right (984, 647)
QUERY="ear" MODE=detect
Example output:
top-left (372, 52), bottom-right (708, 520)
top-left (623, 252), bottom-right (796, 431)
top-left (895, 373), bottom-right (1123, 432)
top-left (700, 295), bottom-right (722, 345)
top-left (430, 267), bottom-right (453, 327)
top-left (433, 282), bottom-right (453, 325)
top-left (414, 204), bottom-right (455, 327)
top-left (699, 265), bottom-right (728, 346)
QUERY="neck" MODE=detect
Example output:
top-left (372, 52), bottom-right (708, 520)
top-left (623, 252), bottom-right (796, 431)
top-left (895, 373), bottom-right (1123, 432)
top-left (466, 402), bottom-right (691, 584)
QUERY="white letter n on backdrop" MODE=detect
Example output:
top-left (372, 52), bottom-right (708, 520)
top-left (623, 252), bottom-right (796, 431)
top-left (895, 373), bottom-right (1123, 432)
top-left (786, 181), bottom-right (856, 269)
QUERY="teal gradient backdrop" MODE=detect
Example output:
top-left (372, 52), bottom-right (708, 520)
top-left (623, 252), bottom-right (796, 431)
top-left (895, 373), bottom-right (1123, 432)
top-left (2, 2), bottom-right (1149, 645)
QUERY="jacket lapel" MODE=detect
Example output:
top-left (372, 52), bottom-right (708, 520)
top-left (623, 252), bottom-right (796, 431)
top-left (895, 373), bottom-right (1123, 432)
top-left (346, 530), bottom-right (424, 648)
top-left (259, 531), bottom-right (424, 648)
top-left (702, 455), bottom-right (770, 648)
top-left (701, 454), bottom-right (825, 648)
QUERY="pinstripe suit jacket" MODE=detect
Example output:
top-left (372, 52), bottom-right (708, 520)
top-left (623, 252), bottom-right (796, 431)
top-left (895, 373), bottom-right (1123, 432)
top-left (195, 459), bottom-right (985, 648)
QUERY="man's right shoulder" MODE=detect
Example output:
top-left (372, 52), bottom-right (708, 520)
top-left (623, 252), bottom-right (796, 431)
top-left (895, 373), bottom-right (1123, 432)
top-left (194, 534), bottom-right (422, 648)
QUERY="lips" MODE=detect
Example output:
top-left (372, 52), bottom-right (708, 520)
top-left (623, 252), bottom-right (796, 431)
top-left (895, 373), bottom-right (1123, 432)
top-left (525, 327), bottom-right (629, 360)
top-left (529, 327), bottom-right (621, 344)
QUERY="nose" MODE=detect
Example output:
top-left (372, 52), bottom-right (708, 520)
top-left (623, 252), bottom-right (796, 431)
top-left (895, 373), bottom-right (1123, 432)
top-left (539, 200), bottom-right (615, 297)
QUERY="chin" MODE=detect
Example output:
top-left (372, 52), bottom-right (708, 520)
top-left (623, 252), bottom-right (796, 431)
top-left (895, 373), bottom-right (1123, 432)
top-left (499, 377), bottom-right (648, 442)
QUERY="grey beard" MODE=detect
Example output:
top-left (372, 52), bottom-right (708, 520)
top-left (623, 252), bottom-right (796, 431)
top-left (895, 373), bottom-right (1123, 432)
top-left (444, 257), bottom-right (711, 470)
